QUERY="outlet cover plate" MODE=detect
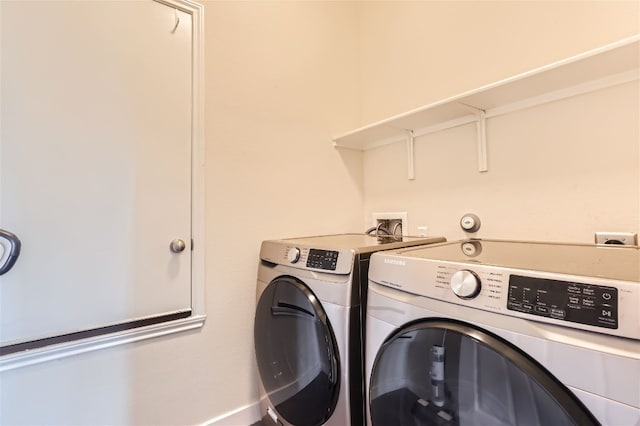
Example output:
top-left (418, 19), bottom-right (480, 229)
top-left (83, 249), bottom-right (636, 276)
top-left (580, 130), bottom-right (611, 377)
top-left (371, 212), bottom-right (408, 236)
top-left (594, 232), bottom-right (637, 245)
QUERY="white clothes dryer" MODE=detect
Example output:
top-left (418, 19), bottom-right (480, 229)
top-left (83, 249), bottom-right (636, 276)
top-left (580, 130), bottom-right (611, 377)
top-left (365, 239), bottom-right (639, 426)
top-left (254, 233), bottom-right (445, 426)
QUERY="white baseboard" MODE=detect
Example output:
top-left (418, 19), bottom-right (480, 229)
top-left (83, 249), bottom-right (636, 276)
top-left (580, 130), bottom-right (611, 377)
top-left (201, 401), bottom-right (261, 426)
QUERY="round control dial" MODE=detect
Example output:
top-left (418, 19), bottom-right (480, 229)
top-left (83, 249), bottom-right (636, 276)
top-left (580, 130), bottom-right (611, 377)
top-left (287, 247), bottom-right (301, 264)
top-left (450, 269), bottom-right (481, 299)
top-left (460, 213), bottom-right (481, 233)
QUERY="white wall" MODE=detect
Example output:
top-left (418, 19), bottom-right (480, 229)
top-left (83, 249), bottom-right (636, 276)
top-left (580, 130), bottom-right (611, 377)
top-left (1, 2), bottom-right (638, 425)
top-left (356, 1), bottom-right (640, 242)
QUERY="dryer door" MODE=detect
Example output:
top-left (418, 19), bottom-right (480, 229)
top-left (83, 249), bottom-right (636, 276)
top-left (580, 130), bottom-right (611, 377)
top-left (369, 318), bottom-right (599, 426)
top-left (254, 276), bottom-right (340, 426)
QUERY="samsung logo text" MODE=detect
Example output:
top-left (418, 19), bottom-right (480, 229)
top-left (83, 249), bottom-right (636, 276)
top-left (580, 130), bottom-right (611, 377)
top-left (384, 258), bottom-right (406, 266)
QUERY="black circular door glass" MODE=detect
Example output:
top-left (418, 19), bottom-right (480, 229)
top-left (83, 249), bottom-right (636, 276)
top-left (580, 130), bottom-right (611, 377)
top-left (254, 276), bottom-right (340, 426)
top-left (369, 319), bottom-right (599, 426)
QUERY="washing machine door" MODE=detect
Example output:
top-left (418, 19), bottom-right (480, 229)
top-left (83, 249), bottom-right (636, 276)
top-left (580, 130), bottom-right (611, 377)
top-left (369, 318), bottom-right (599, 426)
top-left (254, 276), bottom-right (340, 426)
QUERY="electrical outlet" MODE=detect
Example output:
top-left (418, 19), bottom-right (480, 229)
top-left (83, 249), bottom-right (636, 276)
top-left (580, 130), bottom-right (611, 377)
top-left (371, 212), bottom-right (408, 236)
top-left (417, 226), bottom-right (428, 237)
top-left (594, 232), bottom-right (637, 246)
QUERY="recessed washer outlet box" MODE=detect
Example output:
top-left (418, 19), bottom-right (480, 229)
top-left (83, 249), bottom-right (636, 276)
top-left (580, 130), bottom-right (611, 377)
top-left (594, 232), bottom-right (637, 246)
top-left (371, 212), bottom-right (408, 236)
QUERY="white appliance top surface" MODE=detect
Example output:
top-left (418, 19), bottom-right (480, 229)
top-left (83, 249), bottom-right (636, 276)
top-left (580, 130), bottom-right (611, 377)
top-left (276, 233), bottom-right (446, 253)
top-left (396, 239), bottom-right (639, 282)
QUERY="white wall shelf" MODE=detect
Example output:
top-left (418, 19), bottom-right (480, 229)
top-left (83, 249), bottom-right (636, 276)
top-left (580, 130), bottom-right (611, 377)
top-left (333, 36), bottom-right (640, 180)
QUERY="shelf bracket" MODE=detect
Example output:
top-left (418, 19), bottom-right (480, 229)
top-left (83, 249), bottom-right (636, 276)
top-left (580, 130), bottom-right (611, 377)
top-left (406, 130), bottom-right (415, 180)
top-left (460, 103), bottom-right (488, 172)
top-left (476, 113), bottom-right (487, 172)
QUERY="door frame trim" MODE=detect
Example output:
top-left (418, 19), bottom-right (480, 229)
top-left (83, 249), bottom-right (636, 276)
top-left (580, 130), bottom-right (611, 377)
top-left (0, 314), bottom-right (206, 372)
top-left (0, 0), bottom-right (206, 372)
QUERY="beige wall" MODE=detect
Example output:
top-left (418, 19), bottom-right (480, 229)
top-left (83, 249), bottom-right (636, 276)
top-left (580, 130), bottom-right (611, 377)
top-left (357, 1), bottom-right (640, 243)
top-left (200, 0), bottom-right (362, 421)
top-left (356, 0), bottom-right (640, 123)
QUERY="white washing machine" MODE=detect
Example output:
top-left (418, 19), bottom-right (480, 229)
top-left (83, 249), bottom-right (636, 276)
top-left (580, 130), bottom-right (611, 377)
top-left (254, 233), bottom-right (446, 426)
top-left (365, 239), bottom-right (640, 425)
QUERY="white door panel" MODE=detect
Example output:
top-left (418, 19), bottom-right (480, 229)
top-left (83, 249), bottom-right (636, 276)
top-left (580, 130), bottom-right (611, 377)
top-left (1, 1), bottom-right (193, 346)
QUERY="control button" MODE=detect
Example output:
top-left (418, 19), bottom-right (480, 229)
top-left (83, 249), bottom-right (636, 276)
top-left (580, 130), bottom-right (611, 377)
top-left (287, 247), bottom-right (301, 264)
top-left (602, 292), bottom-right (612, 301)
top-left (450, 269), bottom-right (481, 299)
top-left (535, 306), bottom-right (549, 314)
top-left (567, 286), bottom-right (581, 294)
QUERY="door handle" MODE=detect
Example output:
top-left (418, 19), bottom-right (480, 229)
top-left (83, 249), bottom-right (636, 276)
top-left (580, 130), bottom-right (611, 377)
top-left (169, 238), bottom-right (186, 253)
top-left (0, 229), bottom-right (21, 276)
top-left (271, 302), bottom-right (315, 318)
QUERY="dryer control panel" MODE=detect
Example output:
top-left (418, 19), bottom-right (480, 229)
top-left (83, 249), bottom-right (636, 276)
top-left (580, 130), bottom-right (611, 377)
top-left (306, 249), bottom-right (339, 271)
top-left (260, 241), bottom-right (355, 275)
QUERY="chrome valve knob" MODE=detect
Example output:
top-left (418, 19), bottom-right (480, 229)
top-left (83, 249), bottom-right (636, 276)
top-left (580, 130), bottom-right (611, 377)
top-left (450, 269), bottom-right (481, 299)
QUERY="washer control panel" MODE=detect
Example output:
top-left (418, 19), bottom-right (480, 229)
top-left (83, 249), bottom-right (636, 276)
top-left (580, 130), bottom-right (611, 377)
top-left (370, 240), bottom-right (639, 339)
top-left (507, 275), bottom-right (618, 329)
